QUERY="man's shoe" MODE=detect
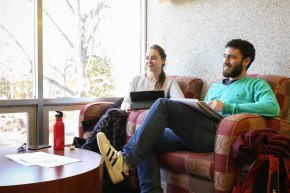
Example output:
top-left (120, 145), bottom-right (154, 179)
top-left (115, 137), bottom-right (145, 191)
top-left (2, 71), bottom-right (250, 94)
top-left (97, 132), bottom-right (129, 184)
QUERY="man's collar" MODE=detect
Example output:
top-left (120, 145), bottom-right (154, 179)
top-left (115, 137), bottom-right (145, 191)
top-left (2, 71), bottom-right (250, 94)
top-left (222, 74), bottom-right (249, 85)
top-left (222, 78), bottom-right (238, 85)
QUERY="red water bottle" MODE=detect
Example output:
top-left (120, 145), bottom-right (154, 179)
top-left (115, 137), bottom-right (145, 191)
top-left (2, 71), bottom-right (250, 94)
top-left (53, 111), bottom-right (65, 150)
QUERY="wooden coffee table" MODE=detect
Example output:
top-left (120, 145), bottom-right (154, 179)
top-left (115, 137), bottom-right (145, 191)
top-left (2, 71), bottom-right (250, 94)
top-left (0, 146), bottom-right (104, 193)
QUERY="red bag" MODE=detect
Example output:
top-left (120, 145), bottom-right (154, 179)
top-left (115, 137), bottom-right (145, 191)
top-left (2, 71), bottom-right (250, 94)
top-left (232, 154), bottom-right (290, 193)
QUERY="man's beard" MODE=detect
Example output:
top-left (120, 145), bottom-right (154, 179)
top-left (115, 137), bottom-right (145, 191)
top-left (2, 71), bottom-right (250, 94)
top-left (223, 61), bottom-right (243, 78)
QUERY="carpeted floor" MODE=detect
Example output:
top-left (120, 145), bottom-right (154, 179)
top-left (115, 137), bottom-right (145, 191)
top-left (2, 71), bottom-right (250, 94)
top-left (104, 185), bottom-right (138, 193)
top-left (102, 168), bottom-right (140, 193)
top-left (103, 178), bottom-right (139, 193)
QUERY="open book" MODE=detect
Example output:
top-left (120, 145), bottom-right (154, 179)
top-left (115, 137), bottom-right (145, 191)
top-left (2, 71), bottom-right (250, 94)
top-left (170, 98), bottom-right (223, 122)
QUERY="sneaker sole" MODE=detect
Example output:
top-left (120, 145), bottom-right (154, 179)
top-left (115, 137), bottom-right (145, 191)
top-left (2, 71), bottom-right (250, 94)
top-left (97, 132), bottom-right (124, 184)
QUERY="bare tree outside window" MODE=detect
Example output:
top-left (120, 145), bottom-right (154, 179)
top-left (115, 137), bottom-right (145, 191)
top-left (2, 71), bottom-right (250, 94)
top-left (0, 0), bottom-right (140, 99)
top-left (43, 0), bottom-right (115, 98)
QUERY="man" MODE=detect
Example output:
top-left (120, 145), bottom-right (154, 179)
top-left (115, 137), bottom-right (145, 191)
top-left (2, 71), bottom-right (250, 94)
top-left (97, 39), bottom-right (280, 193)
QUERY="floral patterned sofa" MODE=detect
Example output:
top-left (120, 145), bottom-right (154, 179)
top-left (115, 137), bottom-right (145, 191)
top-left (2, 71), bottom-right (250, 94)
top-left (78, 74), bottom-right (290, 193)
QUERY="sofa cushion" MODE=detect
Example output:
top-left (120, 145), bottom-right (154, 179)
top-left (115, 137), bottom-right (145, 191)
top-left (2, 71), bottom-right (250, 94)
top-left (169, 76), bottom-right (203, 99)
top-left (159, 151), bottom-right (214, 180)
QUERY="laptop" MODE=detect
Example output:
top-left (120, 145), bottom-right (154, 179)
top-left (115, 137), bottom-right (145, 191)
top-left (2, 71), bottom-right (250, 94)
top-left (130, 90), bottom-right (165, 110)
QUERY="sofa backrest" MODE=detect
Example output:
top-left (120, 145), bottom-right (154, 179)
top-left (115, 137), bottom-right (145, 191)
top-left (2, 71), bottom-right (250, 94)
top-left (169, 76), bottom-right (203, 99)
top-left (249, 74), bottom-right (290, 121)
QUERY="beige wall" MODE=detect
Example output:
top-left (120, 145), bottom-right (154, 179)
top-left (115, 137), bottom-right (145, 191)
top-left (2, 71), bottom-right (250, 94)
top-left (147, 0), bottom-right (290, 98)
top-left (147, 0), bottom-right (290, 121)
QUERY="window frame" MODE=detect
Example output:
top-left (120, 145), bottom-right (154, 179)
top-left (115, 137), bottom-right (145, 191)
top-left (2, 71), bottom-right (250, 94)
top-left (0, 105), bottom-right (36, 145)
top-left (0, 0), bottom-right (146, 146)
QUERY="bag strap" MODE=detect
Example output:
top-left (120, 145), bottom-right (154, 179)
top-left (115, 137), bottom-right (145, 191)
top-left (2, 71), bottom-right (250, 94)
top-left (232, 164), bottom-right (252, 193)
top-left (280, 158), bottom-right (290, 193)
top-left (232, 167), bottom-right (242, 193)
top-left (241, 154), bottom-right (279, 193)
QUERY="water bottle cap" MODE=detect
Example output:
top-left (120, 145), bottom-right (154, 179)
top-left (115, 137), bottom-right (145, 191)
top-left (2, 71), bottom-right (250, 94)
top-left (55, 111), bottom-right (63, 118)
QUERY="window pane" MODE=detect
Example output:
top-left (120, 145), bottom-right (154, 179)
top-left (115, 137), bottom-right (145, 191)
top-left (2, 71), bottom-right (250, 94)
top-left (0, 113), bottom-right (28, 147)
top-left (43, 0), bottom-right (140, 98)
top-left (48, 110), bottom-right (80, 146)
top-left (0, 0), bottom-right (34, 99)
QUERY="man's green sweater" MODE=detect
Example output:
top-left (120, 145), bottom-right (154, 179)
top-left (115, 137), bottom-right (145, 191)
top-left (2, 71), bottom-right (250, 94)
top-left (204, 75), bottom-right (280, 117)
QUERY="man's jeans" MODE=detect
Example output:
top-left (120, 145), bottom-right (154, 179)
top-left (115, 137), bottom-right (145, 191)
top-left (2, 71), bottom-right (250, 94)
top-left (123, 98), bottom-right (219, 193)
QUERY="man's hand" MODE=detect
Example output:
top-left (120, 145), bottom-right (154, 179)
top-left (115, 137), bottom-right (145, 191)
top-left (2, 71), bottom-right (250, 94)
top-left (207, 100), bottom-right (223, 112)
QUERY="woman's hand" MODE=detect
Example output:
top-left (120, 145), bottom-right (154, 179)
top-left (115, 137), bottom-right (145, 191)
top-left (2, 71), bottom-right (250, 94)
top-left (207, 100), bottom-right (223, 112)
top-left (124, 105), bottom-right (133, 113)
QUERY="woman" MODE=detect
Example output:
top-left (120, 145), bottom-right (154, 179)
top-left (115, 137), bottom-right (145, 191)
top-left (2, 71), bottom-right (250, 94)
top-left (121, 44), bottom-right (185, 110)
top-left (81, 44), bottom-right (184, 152)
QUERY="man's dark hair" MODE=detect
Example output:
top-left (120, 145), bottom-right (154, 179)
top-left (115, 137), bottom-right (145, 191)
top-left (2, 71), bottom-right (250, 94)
top-left (225, 39), bottom-right (256, 69)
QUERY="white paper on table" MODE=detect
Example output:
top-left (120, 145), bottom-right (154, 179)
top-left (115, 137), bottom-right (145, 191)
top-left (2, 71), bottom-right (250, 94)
top-left (5, 152), bottom-right (81, 168)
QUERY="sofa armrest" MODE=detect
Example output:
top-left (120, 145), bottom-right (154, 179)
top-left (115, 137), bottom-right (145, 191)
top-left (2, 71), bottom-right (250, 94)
top-left (213, 114), bottom-right (290, 192)
top-left (79, 102), bottom-right (114, 137)
top-left (125, 109), bottom-right (149, 143)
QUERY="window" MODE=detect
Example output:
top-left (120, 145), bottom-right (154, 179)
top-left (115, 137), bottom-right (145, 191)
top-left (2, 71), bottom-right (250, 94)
top-left (0, 113), bottom-right (28, 145)
top-left (43, 0), bottom-right (141, 98)
top-left (0, 0), bottom-right (34, 99)
top-left (0, 0), bottom-right (142, 147)
top-left (0, 108), bottom-right (36, 146)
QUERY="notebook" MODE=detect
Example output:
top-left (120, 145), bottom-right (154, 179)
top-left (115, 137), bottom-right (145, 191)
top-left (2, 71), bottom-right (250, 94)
top-left (130, 90), bottom-right (165, 110)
